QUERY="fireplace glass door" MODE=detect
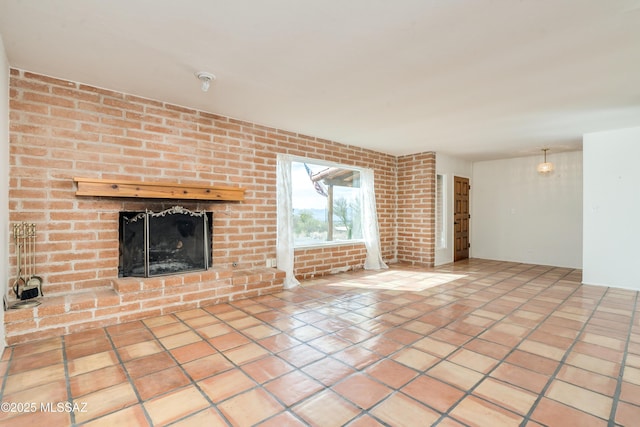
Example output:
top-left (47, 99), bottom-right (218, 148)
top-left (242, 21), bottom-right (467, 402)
top-left (119, 206), bottom-right (212, 277)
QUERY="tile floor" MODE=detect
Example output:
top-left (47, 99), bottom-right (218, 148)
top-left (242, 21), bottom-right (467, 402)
top-left (1, 259), bottom-right (639, 426)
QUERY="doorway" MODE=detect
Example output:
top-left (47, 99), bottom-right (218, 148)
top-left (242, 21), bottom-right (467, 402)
top-left (454, 176), bottom-right (470, 261)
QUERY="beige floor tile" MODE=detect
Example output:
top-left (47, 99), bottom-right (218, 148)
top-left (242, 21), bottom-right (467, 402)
top-left (218, 388), bottom-right (284, 425)
top-left (170, 408), bottom-right (229, 427)
top-left (110, 329), bottom-right (155, 348)
top-left (133, 366), bottom-right (191, 400)
top-left (392, 347), bottom-right (439, 371)
top-left (70, 364), bottom-right (128, 397)
top-left (3, 378), bottom-right (68, 409)
top-left (124, 351), bottom-right (177, 378)
top-left (0, 409), bottom-right (70, 426)
top-left (3, 363), bottom-right (66, 394)
top-left (518, 339), bottom-right (568, 361)
top-left (332, 373), bottom-right (392, 409)
top-left (412, 336), bottom-right (457, 357)
top-left (158, 330), bottom-right (202, 350)
top-left (150, 322), bottom-right (191, 339)
top-left (197, 322), bottom-right (234, 339)
top-left (144, 385), bottom-right (210, 426)
top-left (428, 360), bottom-right (484, 390)
top-left (170, 341), bottom-right (217, 364)
top-left (450, 395), bottom-right (523, 426)
top-left (198, 368), bottom-right (256, 402)
top-left (401, 375), bottom-right (465, 413)
top-left (473, 377), bottom-right (537, 415)
top-left (623, 365), bottom-right (640, 386)
top-left (74, 382), bottom-right (139, 424)
top-left (531, 397), bottom-right (607, 427)
top-left (333, 346), bottom-right (381, 370)
top-left (117, 340), bottom-right (164, 362)
top-left (143, 314), bottom-right (178, 328)
top-left (293, 389), bottom-right (361, 427)
top-left (279, 344), bottom-right (326, 368)
top-left (546, 380), bottom-right (612, 419)
top-left (80, 404), bottom-right (150, 427)
top-left (11, 336), bottom-right (62, 358)
top-left (242, 355), bottom-right (295, 383)
top-left (565, 352), bottom-right (619, 377)
top-left (556, 364), bottom-right (617, 396)
top-left (68, 350), bottom-right (120, 376)
top-left (302, 357), bottom-right (356, 386)
top-left (227, 315), bottom-right (263, 330)
top-left (365, 359), bottom-right (418, 389)
top-left (7, 348), bottom-right (63, 374)
top-left (265, 370), bottom-right (324, 406)
top-left (257, 411), bottom-right (309, 427)
top-left (243, 324), bottom-right (281, 340)
top-left (614, 400), bottom-right (640, 426)
top-left (0, 260), bottom-right (633, 426)
top-left (448, 348), bottom-right (499, 373)
top-left (370, 393), bottom-right (440, 427)
top-left (224, 342), bottom-right (270, 365)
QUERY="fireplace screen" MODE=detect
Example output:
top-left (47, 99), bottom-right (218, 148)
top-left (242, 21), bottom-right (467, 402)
top-left (119, 206), bottom-right (212, 277)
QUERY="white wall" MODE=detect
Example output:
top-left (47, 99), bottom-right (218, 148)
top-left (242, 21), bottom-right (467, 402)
top-left (583, 127), bottom-right (640, 289)
top-left (0, 35), bottom-right (9, 349)
top-left (435, 153), bottom-right (472, 265)
top-left (471, 151), bottom-right (583, 268)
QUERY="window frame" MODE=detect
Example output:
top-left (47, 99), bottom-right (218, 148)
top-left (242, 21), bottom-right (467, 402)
top-left (288, 156), bottom-right (366, 249)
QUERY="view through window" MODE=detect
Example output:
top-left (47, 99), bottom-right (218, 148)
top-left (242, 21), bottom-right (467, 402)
top-left (292, 161), bottom-right (363, 246)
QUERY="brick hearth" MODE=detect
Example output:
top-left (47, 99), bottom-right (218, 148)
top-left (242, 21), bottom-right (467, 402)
top-left (4, 267), bottom-right (284, 345)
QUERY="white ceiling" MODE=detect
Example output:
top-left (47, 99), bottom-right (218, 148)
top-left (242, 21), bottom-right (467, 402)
top-left (1, 0), bottom-right (639, 161)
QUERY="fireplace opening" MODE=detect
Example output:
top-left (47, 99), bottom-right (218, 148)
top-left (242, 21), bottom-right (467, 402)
top-left (119, 206), bottom-right (213, 277)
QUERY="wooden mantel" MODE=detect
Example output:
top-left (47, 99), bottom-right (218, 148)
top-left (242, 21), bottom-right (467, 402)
top-left (73, 177), bottom-right (245, 201)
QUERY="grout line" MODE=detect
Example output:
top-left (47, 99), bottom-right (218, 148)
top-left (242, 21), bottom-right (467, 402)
top-left (293, 262), bottom-right (567, 425)
top-left (0, 346), bottom-right (13, 403)
top-left (517, 286), bottom-right (616, 426)
top-left (137, 314), bottom-right (234, 427)
top-left (60, 336), bottom-right (76, 426)
top-left (423, 265), bottom-right (583, 425)
top-left (101, 325), bottom-right (155, 427)
top-left (2, 261), bottom-right (633, 427)
top-left (607, 290), bottom-right (639, 427)
top-left (172, 308), bottom-right (318, 426)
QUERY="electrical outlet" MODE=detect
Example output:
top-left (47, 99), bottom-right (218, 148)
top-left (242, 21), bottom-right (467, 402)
top-left (266, 258), bottom-right (277, 268)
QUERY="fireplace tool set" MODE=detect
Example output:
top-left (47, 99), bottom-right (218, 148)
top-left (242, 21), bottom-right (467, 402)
top-left (12, 222), bottom-right (43, 305)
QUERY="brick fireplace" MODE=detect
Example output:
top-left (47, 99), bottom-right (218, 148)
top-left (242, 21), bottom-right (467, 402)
top-left (6, 69), bottom-right (435, 344)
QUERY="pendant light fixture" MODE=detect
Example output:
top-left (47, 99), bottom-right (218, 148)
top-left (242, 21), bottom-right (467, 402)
top-left (537, 148), bottom-right (554, 174)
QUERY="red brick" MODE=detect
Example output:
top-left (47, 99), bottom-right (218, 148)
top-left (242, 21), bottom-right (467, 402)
top-left (6, 69), bottom-right (406, 343)
top-left (38, 311), bottom-right (93, 328)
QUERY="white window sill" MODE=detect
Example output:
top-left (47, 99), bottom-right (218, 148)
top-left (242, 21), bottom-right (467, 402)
top-left (294, 240), bottom-right (365, 250)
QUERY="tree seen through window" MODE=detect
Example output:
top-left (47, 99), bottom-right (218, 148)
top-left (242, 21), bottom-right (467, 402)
top-left (292, 161), bottom-right (363, 246)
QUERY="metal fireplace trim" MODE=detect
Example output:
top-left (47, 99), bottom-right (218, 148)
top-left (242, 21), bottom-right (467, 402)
top-left (120, 205), bottom-right (211, 278)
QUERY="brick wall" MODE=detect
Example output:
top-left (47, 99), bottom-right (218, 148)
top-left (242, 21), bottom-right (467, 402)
top-left (5, 69), bottom-right (438, 342)
top-left (8, 69), bottom-right (398, 291)
top-left (397, 152), bottom-right (436, 266)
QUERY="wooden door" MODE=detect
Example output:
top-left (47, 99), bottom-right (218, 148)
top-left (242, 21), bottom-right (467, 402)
top-left (454, 176), bottom-right (470, 261)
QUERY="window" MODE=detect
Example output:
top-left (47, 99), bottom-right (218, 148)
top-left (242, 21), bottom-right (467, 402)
top-left (291, 160), bottom-right (363, 247)
top-left (436, 174), bottom-right (446, 249)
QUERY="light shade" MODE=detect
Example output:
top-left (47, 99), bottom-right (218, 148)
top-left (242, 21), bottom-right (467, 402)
top-left (196, 72), bottom-right (216, 92)
top-left (537, 162), bottom-right (554, 173)
top-left (537, 148), bottom-right (554, 174)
